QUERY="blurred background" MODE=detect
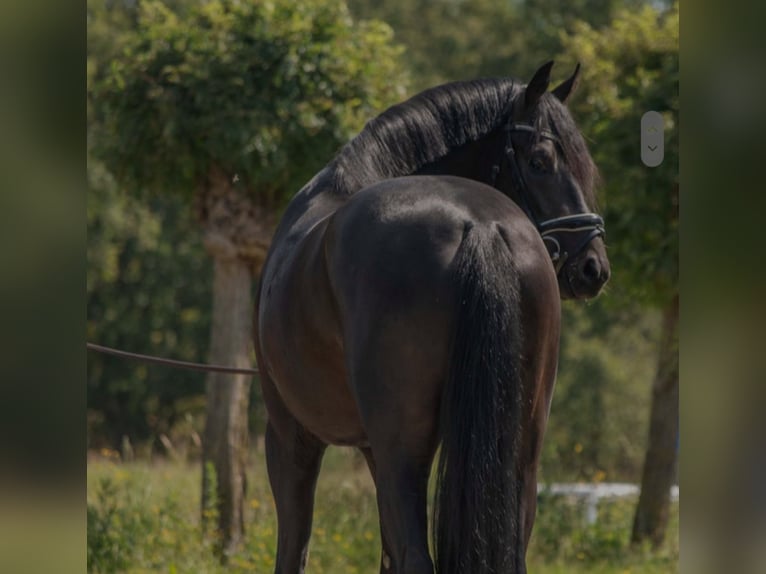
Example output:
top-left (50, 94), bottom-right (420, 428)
top-left (83, 0), bottom-right (679, 572)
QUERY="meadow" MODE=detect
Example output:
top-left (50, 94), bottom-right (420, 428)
top-left (87, 447), bottom-right (678, 573)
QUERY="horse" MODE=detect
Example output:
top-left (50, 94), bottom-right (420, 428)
top-left (254, 61), bottom-right (610, 574)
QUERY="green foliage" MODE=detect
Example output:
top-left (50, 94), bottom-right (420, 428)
top-left (541, 303), bottom-right (661, 482)
top-left (88, 157), bottom-right (272, 456)
top-left (87, 454), bottom-right (678, 573)
top-left (518, 0), bottom-right (648, 75)
top-left (87, 476), bottom-right (132, 572)
top-left (202, 460), bottom-right (220, 531)
top-left (347, 0), bottom-right (645, 91)
top-left (87, 159), bottom-right (212, 450)
top-left (562, 3), bottom-right (679, 307)
top-left (348, 0), bottom-right (523, 90)
top-left (531, 489), bottom-right (678, 570)
top-left (87, 468), bottom-right (217, 573)
top-left (87, 156), bottom-right (270, 452)
top-left (91, 0), bottom-right (408, 207)
top-left (86, 0), bottom-right (135, 83)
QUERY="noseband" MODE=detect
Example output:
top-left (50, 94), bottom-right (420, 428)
top-left (490, 122), bottom-right (605, 274)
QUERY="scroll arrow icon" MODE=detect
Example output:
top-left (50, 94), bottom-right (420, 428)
top-left (641, 111), bottom-right (664, 167)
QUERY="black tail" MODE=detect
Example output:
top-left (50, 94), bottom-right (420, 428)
top-left (433, 223), bottom-right (524, 574)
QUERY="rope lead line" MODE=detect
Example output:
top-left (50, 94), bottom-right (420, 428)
top-left (86, 342), bottom-right (259, 375)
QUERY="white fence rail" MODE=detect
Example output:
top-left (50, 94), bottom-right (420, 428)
top-left (538, 483), bottom-right (680, 524)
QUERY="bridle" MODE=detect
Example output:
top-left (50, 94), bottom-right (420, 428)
top-left (490, 121), bottom-right (605, 274)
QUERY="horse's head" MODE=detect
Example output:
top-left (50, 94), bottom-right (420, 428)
top-left (494, 61), bottom-right (610, 299)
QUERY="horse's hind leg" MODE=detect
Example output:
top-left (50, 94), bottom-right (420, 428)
top-left (370, 441), bottom-right (435, 574)
top-left (358, 383), bottom-right (438, 574)
top-left (265, 419), bottom-right (326, 574)
top-left (348, 320), bottom-right (444, 572)
top-left (359, 447), bottom-right (395, 573)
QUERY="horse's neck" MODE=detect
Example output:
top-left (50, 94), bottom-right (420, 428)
top-left (276, 128), bottom-right (502, 250)
top-left (413, 133), bottom-right (499, 185)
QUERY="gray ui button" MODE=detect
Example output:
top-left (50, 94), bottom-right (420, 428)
top-left (641, 111), bottom-right (664, 167)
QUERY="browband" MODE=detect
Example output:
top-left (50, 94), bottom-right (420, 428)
top-left (505, 122), bottom-right (559, 144)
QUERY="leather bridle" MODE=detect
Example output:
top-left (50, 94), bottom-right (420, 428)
top-left (490, 122), bottom-right (605, 274)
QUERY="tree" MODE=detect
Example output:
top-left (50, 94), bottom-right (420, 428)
top-left (348, 0), bottom-right (524, 91)
top-left (90, 0), bottom-right (407, 555)
top-left (561, 2), bottom-right (679, 546)
top-left (518, 0), bottom-right (648, 75)
top-left (87, 0), bottom-right (216, 458)
top-left (347, 0), bottom-right (647, 92)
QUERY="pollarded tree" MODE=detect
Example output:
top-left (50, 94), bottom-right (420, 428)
top-left (91, 0), bottom-right (407, 554)
top-left (561, 2), bottom-right (678, 546)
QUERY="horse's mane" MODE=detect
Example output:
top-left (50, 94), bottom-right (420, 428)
top-left (328, 78), bottom-right (522, 195)
top-left (327, 76), bottom-right (599, 207)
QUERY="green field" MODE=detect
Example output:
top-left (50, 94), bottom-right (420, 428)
top-left (87, 447), bottom-right (678, 573)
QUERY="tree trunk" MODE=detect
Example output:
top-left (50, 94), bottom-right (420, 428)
top-left (631, 293), bottom-right (679, 547)
top-left (201, 255), bottom-right (253, 558)
top-left (196, 167), bottom-right (275, 559)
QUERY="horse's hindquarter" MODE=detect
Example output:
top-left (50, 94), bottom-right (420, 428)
top-left (327, 176), bottom-right (558, 449)
top-left (257, 174), bottom-right (560, 449)
top-left (257, 182), bottom-right (366, 445)
top-left (327, 179), bottom-right (464, 444)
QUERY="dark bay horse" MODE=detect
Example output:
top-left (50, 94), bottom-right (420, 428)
top-left (254, 61), bottom-right (610, 573)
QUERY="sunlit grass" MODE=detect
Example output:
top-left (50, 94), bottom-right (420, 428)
top-left (87, 448), bottom-right (678, 573)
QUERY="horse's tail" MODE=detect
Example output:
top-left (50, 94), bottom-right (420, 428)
top-left (433, 222), bottom-right (524, 574)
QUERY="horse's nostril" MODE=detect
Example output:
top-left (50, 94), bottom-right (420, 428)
top-left (582, 257), bottom-right (600, 282)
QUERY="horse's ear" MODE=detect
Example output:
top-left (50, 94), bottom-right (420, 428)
top-left (552, 63), bottom-right (581, 104)
top-left (524, 61), bottom-right (554, 110)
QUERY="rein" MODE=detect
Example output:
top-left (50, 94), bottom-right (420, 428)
top-left (86, 342), bottom-right (259, 375)
top-left (491, 122), bottom-right (605, 274)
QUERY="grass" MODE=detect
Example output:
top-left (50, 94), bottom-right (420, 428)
top-left (87, 447), bottom-right (678, 573)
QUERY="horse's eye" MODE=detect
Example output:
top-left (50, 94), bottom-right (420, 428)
top-left (529, 156), bottom-right (549, 174)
